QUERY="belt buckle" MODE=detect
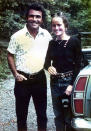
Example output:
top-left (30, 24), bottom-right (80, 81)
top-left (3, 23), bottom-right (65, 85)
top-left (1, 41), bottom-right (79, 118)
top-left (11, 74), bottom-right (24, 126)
top-left (61, 73), bottom-right (65, 78)
top-left (29, 74), bottom-right (33, 79)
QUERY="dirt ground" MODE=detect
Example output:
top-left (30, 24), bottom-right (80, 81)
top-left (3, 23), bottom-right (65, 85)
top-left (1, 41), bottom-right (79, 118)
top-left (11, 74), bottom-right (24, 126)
top-left (0, 72), bottom-right (56, 131)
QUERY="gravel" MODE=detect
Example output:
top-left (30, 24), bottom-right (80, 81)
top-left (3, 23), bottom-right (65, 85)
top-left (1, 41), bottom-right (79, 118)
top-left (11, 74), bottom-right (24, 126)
top-left (0, 72), bottom-right (56, 131)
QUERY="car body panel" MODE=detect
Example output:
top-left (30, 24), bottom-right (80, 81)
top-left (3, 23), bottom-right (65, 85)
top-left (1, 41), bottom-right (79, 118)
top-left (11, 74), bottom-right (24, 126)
top-left (71, 48), bottom-right (91, 131)
top-left (71, 118), bottom-right (91, 131)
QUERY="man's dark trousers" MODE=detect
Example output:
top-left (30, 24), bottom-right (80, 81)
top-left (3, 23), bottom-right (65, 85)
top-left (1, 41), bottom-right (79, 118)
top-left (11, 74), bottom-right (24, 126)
top-left (14, 70), bottom-right (47, 131)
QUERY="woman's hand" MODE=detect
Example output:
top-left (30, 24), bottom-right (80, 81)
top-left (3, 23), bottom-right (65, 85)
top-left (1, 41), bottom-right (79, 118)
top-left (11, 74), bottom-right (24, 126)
top-left (48, 66), bottom-right (57, 75)
top-left (65, 85), bottom-right (73, 96)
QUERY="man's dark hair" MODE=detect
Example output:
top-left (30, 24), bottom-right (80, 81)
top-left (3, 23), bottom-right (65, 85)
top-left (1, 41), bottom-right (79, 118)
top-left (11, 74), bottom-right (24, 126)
top-left (26, 3), bottom-right (46, 22)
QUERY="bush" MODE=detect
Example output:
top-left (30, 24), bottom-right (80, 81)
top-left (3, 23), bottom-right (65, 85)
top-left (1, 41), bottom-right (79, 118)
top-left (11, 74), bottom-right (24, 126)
top-left (0, 10), bottom-right (25, 40)
top-left (0, 47), bottom-right (11, 81)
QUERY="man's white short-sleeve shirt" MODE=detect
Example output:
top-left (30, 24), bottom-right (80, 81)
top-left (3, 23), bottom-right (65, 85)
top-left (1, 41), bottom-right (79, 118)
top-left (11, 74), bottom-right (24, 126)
top-left (7, 25), bottom-right (52, 74)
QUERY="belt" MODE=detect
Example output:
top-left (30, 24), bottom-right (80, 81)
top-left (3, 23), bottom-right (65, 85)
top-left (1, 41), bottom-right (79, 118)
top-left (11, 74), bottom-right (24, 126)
top-left (51, 71), bottom-right (73, 79)
top-left (17, 69), bottom-right (44, 80)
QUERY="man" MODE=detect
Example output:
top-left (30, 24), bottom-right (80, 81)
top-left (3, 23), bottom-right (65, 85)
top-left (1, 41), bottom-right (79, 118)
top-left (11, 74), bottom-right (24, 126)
top-left (7, 3), bottom-right (51, 131)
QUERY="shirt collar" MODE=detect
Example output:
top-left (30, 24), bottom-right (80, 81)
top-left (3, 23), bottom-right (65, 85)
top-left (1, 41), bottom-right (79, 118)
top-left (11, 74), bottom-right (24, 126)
top-left (24, 24), bottom-right (44, 37)
top-left (38, 27), bottom-right (44, 36)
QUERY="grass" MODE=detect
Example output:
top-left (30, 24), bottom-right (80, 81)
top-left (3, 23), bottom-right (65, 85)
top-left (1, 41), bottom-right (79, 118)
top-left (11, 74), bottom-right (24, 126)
top-left (0, 47), bottom-right (11, 81)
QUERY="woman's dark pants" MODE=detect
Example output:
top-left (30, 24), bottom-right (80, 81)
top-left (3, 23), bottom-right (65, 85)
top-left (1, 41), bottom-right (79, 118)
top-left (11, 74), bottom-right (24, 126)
top-left (50, 76), bottom-right (73, 131)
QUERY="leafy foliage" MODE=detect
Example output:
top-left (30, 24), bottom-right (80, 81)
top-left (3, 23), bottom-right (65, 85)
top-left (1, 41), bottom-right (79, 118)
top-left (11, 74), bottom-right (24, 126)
top-left (0, 0), bottom-right (90, 44)
top-left (0, 10), bottom-right (25, 39)
top-left (0, 48), bottom-right (11, 81)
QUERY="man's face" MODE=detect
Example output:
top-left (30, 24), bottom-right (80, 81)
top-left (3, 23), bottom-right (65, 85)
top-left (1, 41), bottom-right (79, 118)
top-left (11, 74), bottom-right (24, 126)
top-left (27, 9), bottom-right (43, 30)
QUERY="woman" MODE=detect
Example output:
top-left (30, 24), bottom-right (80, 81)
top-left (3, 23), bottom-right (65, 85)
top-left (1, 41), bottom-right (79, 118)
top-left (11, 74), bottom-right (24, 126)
top-left (44, 12), bottom-right (82, 131)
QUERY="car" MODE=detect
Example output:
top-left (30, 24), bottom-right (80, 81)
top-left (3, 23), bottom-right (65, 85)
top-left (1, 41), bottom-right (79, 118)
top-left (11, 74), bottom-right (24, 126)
top-left (71, 47), bottom-right (91, 131)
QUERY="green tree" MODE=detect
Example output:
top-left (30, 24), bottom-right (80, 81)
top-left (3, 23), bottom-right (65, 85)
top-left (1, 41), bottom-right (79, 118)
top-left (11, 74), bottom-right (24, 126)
top-left (0, 0), bottom-right (90, 41)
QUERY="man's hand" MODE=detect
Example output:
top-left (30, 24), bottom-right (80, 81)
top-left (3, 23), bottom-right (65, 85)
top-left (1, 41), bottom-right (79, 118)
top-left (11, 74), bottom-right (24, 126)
top-left (15, 73), bottom-right (27, 81)
top-left (48, 66), bottom-right (57, 75)
top-left (65, 85), bottom-right (73, 96)
top-left (7, 52), bottom-right (27, 81)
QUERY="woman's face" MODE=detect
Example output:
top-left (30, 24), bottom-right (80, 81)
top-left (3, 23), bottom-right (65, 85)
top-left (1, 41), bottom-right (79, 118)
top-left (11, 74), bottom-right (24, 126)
top-left (52, 17), bottom-right (66, 36)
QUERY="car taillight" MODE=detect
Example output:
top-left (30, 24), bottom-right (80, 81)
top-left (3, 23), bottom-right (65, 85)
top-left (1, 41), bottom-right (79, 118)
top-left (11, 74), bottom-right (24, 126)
top-left (73, 76), bottom-right (88, 115)
top-left (75, 77), bottom-right (87, 91)
top-left (74, 99), bottom-right (83, 114)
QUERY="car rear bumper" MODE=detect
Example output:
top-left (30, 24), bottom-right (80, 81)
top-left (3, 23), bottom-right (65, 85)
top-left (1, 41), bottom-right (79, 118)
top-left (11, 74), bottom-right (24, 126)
top-left (71, 118), bottom-right (91, 131)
